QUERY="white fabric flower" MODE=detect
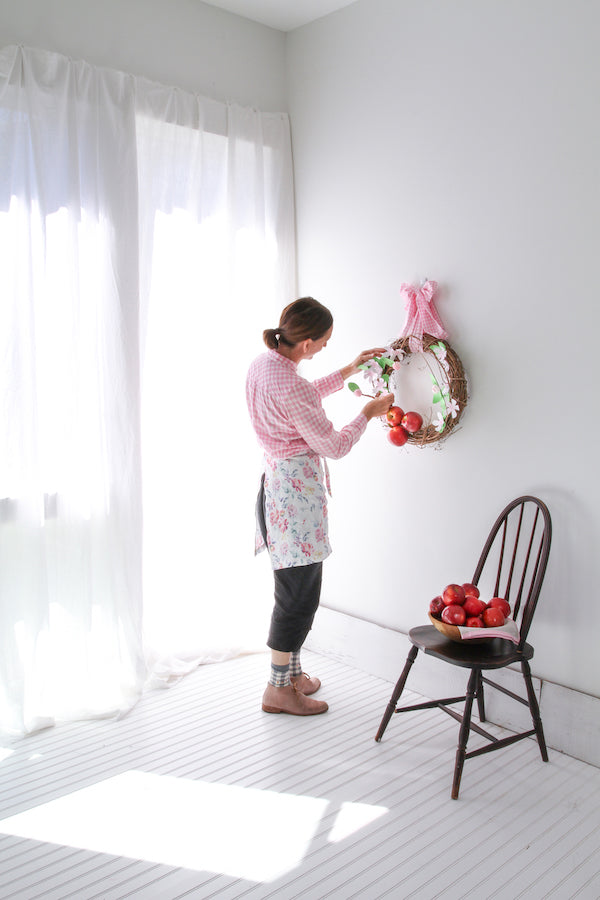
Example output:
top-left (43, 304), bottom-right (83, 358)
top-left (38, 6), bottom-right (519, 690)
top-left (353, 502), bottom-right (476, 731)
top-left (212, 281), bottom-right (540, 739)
top-left (433, 412), bottom-right (446, 433)
top-left (385, 346), bottom-right (404, 362)
top-left (447, 398), bottom-right (460, 418)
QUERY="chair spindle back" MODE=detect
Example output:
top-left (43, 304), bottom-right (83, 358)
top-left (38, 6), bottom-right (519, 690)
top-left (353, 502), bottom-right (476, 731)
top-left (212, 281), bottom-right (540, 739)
top-left (471, 496), bottom-right (552, 648)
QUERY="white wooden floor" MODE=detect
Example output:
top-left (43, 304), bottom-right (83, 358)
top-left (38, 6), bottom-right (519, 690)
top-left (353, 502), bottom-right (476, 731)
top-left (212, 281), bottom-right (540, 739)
top-left (1, 650), bottom-right (599, 900)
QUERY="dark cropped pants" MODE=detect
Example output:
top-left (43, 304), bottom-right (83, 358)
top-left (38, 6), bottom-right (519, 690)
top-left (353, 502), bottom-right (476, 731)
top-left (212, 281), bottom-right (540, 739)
top-left (256, 474), bottom-right (323, 653)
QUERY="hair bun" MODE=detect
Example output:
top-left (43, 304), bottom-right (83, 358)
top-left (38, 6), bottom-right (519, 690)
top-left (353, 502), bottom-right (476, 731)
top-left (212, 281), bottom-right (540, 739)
top-left (262, 327), bottom-right (281, 349)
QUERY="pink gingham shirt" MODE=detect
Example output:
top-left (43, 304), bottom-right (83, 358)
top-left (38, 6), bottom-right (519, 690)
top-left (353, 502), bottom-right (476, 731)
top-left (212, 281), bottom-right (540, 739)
top-left (246, 350), bottom-right (367, 460)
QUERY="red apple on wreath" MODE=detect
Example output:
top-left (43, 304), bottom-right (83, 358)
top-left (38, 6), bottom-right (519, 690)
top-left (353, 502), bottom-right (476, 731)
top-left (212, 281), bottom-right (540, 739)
top-left (388, 425), bottom-right (409, 446)
top-left (386, 405), bottom-right (404, 427)
top-left (401, 411), bottom-right (423, 433)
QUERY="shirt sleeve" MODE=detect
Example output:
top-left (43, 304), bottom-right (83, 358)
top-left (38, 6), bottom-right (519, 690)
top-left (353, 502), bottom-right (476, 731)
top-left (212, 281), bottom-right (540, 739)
top-left (312, 370), bottom-right (344, 399)
top-left (284, 379), bottom-right (367, 460)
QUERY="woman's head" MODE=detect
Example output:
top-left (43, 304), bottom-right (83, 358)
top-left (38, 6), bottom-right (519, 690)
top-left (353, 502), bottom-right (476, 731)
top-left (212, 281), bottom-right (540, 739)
top-left (263, 297), bottom-right (334, 352)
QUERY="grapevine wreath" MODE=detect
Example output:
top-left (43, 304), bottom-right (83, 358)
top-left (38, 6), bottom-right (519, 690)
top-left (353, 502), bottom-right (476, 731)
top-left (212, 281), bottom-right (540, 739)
top-left (348, 281), bottom-right (469, 447)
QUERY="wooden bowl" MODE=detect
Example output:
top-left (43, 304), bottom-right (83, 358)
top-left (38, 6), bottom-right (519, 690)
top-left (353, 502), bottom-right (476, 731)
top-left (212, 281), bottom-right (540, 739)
top-left (428, 613), bottom-right (491, 644)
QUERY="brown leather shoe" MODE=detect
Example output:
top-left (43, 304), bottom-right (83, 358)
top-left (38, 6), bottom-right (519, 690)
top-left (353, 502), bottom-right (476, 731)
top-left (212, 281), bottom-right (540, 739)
top-left (290, 672), bottom-right (321, 695)
top-left (262, 683), bottom-right (328, 716)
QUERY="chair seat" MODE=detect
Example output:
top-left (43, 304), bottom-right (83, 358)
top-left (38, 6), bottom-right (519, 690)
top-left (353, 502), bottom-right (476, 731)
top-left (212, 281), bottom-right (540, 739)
top-left (408, 625), bottom-right (534, 669)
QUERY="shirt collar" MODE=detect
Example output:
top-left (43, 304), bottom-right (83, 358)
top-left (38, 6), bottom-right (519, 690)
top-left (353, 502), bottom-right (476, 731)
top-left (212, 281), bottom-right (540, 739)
top-left (268, 348), bottom-right (297, 370)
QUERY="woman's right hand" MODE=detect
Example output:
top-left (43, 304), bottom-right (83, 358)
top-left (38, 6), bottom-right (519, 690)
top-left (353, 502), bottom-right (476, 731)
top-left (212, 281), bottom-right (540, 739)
top-left (363, 393), bottom-right (394, 421)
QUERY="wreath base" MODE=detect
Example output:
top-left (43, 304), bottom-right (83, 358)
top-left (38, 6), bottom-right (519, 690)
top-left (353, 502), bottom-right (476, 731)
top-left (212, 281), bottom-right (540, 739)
top-left (386, 333), bottom-right (468, 447)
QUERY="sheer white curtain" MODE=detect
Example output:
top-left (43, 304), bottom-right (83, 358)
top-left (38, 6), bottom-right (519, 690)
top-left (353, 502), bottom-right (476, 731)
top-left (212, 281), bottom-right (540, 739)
top-left (0, 45), bottom-right (295, 733)
top-left (135, 79), bottom-right (294, 684)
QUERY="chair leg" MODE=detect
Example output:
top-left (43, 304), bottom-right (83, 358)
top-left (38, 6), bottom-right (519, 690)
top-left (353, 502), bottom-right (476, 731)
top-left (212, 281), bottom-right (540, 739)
top-left (375, 645), bottom-right (419, 742)
top-left (521, 659), bottom-right (549, 762)
top-left (475, 670), bottom-right (486, 722)
top-left (451, 668), bottom-right (478, 799)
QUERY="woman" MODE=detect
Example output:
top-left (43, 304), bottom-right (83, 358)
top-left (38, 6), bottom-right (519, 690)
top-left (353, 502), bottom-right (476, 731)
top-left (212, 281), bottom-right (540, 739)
top-left (246, 297), bottom-right (393, 716)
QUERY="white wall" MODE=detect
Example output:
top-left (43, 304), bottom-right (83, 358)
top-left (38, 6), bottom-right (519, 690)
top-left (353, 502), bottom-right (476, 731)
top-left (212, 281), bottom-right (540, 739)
top-left (0, 0), bottom-right (286, 111)
top-left (287, 0), bottom-right (600, 698)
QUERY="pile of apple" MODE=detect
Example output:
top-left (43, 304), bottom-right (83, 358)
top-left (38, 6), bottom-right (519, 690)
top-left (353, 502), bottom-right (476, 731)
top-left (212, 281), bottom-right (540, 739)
top-left (429, 583), bottom-right (511, 628)
top-left (386, 405), bottom-right (423, 446)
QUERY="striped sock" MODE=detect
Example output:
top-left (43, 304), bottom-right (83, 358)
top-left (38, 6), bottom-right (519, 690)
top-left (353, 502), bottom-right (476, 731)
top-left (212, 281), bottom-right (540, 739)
top-left (289, 651), bottom-right (302, 677)
top-left (269, 662), bottom-right (291, 687)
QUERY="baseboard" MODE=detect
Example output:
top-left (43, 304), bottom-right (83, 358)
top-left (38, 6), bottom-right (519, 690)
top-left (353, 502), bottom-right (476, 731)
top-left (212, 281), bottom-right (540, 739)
top-left (306, 606), bottom-right (600, 769)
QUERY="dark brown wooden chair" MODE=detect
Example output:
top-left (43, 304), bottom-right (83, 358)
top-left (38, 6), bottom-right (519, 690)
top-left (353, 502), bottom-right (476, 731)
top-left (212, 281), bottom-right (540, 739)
top-left (375, 495), bottom-right (552, 799)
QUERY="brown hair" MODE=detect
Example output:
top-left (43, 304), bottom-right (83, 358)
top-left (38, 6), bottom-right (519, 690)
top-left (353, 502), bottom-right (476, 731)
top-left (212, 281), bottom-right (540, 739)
top-left (263, 297), bottom-right (333, 350)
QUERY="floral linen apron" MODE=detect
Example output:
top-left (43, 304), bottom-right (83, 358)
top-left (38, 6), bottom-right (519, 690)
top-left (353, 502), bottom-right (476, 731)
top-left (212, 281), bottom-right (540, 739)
top-left (255, 453), bottom-right (332, 570)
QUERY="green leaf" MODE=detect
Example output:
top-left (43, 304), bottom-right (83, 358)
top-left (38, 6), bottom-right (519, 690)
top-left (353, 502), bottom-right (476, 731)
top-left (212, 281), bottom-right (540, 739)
top-left (358, 364), bottom-right (367, 371)
top-left (382, 373), bottom-right (390, 385)
top-left (376, 357), bottom-right (386, 369)
top-left (348, 382), bottom-right (360, 392)
top-left (379, 356), bottom-right (393, 366)
top-left (432, 392), bottom-right (443, 404)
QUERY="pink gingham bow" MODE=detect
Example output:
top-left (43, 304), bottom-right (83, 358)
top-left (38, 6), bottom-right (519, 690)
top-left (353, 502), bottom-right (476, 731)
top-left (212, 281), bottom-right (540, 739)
top-left (399, 280), bottom-right (447, 352)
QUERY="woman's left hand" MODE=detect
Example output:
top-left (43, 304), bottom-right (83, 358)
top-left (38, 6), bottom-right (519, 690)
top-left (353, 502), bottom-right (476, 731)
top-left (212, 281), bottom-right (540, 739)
top-left (342, 348), bottom-right (389, 380)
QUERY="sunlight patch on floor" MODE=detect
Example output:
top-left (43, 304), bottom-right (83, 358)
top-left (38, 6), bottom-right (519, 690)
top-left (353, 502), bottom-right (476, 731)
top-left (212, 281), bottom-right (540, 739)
top-left (0, 770), bottom-right (388, 883)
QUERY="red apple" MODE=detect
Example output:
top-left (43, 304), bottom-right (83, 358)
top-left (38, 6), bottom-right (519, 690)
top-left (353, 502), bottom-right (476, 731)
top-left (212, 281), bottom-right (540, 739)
top-left (466, 616), bottom-right (484, 628)
top-left (386, 405), bottom-right (404, 427)
top-left (463, 595), bottom-right (487, 617)
top-left (429, 596), bottom-right (445, 618)
top-left (462, 582), bottom-right (480, 598)
top-left (487, 597), bottom-right (511, 618)
top-left (388, 425), bottom-right (409, 446)
top-left (441, 604), bottom-right (466, 626)
top-left (400, 410), bottom-right (423, 433)
top-left (442, 583), bottom-right (466, 606)
top-left (483, 607), bottom-right (505, 627)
